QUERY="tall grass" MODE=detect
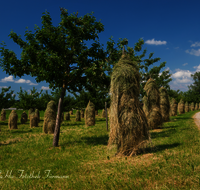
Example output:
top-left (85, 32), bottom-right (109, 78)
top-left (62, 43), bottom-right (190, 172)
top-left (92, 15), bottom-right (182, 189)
top-left (0, 109), bottom-right (200, 189)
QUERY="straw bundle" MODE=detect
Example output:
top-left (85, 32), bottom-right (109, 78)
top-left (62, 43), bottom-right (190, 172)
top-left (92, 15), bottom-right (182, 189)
top-left (65, 112), bottom-right (70, 120)
top-left (102, 109), bottom-right (106, 118)
top-left (21, 111), bottom-right (27, 124)
top-left (85, 101), bottom-right (95, 126)
top-left (144, 78), bottom-right (163, 129)
top-left (43, 100), bottom-right (57, 134)
top-left (28, 108), bottom-right (35, 119)
top-left (75, 110), bottom-right (81, 121)
top-left (70, 110), bottom-right (73, 115)
top-left (159, 87), bottom-right (170, 122)
top-left (108, 55), bottom-right (150, 156)
top-left (190, 102), bottom-right (195, 111)
top-left (195, 103), bottom-right (199, 110)
top-left (35, 109), bottom-right (40, 123)
top-left (81, 109), bottom-right (84, 118)
top-left (185, 101), bottom-right (189, 112)
top-left (30, 112), bottom-right (38, 127)
top-left (8, 110), bottom-right (18, 129)
top-left (95, 110), bottom-right (98, 116)
top-left (178, 99), bottom-right (185, 114)
top-left (1, 109), bottom-right (6, 121)
top-left (170, 98), bottom-right (177, 116)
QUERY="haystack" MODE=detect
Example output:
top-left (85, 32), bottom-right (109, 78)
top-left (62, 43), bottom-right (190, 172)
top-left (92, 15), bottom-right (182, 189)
top-left (75, 110), bottom-right (81, 121)
top-left (195, 103), bottom-right (199, 110)
top-left (95, 110), bottom-right (98, 116)
top-left (185, 102), bottom-right (189, 112)
top-left (30, 112), bottom-right (38, 127)
top-left (85, 101), bottom-right (95, 127)
top-left (144, 78), bottom-right (163, 129)
top-left (28, 108), bottom-right (35, 119)
top-left (170, 98), bottom-right (177, 116)
top-left (178, 99), bottom-right (185, 114)
top-left (159, 87), bottom-right (170, 122)
top-left (8, 110), bottom-right (18, 129)
top-left (108, 55), bottom-right (150, 156)
top-left (21, 111), bottom-right (27, 124)
top-left (35, 109), bottom-right (40, 123)
top-left (102, 109), bottom-right (106, 118)
top-left (190, 102), bottom-right (195, 111)
top-left (81, 109), bottom-right (84, 118)
top-left (1, 109), bottom-right (6, 121)
top-left (43, 100), bottom-right (57, 134)
top-left (70, 110), bottom-right (73, 115)
top-left (65, 112), bottom-right (70, 121)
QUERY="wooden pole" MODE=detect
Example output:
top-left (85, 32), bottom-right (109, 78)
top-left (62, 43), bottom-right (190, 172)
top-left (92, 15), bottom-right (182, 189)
top-left (105, 102), bottom-right (108, 131)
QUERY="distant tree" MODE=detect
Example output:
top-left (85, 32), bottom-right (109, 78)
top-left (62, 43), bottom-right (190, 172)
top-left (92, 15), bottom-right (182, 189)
top-left (14, 87), bottom-right (43, 110)
top-left (37, 90), bottom-right (52, 110)
top-left (188, 72), bottom-right (200, 93)
top-left (0, 8), bottom-right (108, 146)
top-left (0, 86), bottom-right (16, 110)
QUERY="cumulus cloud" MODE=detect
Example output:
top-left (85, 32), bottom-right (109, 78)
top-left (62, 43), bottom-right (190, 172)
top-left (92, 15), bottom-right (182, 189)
top-left (193, 65), bottom-right (200, 72)
top-left (0, 76), bottom-right (14, 82)
top-left (191, 42), bottom-right (200, 47)
top-left (15, 79), bottom-right (31, 83)
top-left (145, 38), bottom-right (167, 45)
top-left (41, 86), bottom-right (50, 90)
top-left (172, 69), bottom-right (192, 79)
top-left (185, 49), bottom-right (200, 56)
top-left (183, 63), bottom-right (188, 66)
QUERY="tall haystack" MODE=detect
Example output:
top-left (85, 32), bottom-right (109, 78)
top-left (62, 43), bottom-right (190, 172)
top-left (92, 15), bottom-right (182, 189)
top-left (30, 112), bottom-right (38, 127)
top-left (70, 110), bottom-right (73, 115)
top-left (190, 102), bottom-right (195, 111)
top-left (95, 110), bottom-right (98, 116)
top-left (159, 87), bottom-right (170, 122)
top-left (8, 110), bottom-right (18, 129)
top-left (28, 108), bottom-right (35, 119)
top-left (170, 98), bottom-right (177, 116)
top-left (43, 100), bottom-right (57, 134)
top-left (102, 109), bottom-right (106, 118)
top-left (144, 78), bottom-right (163, 129)
top-left (35, 109), bottom-right (40, 123)
top-left (195, 103), bottom-right (199, 110)
top-left (75, 110), bottom-right (81, 121)
top-left (65, 112), bottom-right (70, 121)
top-left (178, 99), bottom-right (185, 114)
top-left (185, 102), bottom-right (189, 112)
top-left (142, 95), bottom-right (148, 117)
top-left (81, 109), bottom-right (84, 118)
top-left (85, 101), bottom-right (95, 126)
top-left (108, 55), bottom-right (150, 156)
top-left (21, 111), bottom-right (27, 124)
top-left (1, 109), bottom-right (6, 121)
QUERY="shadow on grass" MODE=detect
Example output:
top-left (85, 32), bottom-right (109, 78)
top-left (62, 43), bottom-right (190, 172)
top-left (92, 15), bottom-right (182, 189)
top-left (80, 134), bottom-right (109, 146)
top-left (10, 129), bottom-right (33, 133)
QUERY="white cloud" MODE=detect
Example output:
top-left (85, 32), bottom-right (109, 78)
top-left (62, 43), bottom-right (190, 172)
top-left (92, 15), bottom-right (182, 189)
top-left (183, 63), bottom-right (188, 66)
top-left (15, 79), bottom-right (31, 83)
top-left (41, 86), bottom-right (50, 90)
top-left (0, 86), bottom-right (8, 88)
top-left (172, 70), bottom-right (192, 79)
top-left (145, 38), bottom-right (167, 45)
top-left (29, 82), bottom-right (38, 85)
top-left (185, 49), bottom-right (200, 56)
top-left (0, 76), bottom-right (14, 82)
top-left (191, 42), bottom-right (200, 47)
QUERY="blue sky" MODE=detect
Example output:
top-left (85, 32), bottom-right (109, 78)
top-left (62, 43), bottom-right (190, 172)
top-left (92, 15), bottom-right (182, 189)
top-left (1, 0), bottom-right (200, 99)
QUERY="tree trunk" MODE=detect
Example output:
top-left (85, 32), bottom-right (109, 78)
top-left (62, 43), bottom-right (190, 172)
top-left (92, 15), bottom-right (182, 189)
top-left (53, 84), bottom-right (66, 147)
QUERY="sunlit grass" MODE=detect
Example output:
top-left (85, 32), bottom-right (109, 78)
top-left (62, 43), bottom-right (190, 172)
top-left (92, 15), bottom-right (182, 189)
top-left (0, 109), bottom-right (200, 189)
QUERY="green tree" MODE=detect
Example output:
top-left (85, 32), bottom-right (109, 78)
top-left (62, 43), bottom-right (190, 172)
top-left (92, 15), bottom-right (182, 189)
top-left (0, 8), bottom-right (108, 146)
top-left (0, 86), bottom-right (16, 110)
top-left (188, 72), bottom-right (200, 93)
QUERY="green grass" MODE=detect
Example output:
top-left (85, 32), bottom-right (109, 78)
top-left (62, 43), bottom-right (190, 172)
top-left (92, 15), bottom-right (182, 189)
top-left (1, 109), bottom-right (200, 189)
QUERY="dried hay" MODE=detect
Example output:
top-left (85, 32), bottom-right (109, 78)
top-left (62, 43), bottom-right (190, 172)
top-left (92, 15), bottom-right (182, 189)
top-left (85, 101), bottom-right (95, 127)
top-left (70, 110), bottom-right (73, 115)
top-left (8, 110), bottom-right (18, 129)
top-left (195, 103), bottom-right (199, 110)
top-left (81, 109), bottom-right (84, 118)
top-left (178, 99), bottom-right (185, 114)
top-left (30, 112), bottom-right (38, 127)
top-left (1, 109), bottom-right (6, 121)
top-left (102, 109), bottom-right (106, 118)
top-left (35, 109), bottom-right (40, 123)
top-left (65, 112), bottom-right (70, 121)
top-left (185, 101), bottom-right (189, 112)
top-left (170, 98), bottom-right (177, 116)
top-left (43, 100), bottom-right (57, 134)
top-left (144, 78), bottom-right (163, 129)
top-left (190, 102), bottom-right (195, 111)
top-left (28, 108), bottom-right (35, 119)
top-left (95, 110), bottom-right (98, 116)
top-left (21, 111), bottom-right (27, 124)
top-left (159, 87), bottom-right (170, 122)
top-left (108, 55), bottom-right (150, 156)
top-left (75, 110), bottom-right (81, 121)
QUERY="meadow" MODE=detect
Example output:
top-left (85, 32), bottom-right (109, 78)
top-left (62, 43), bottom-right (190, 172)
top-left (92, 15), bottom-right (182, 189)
top-left (1, 109), bottom-right (200, 189)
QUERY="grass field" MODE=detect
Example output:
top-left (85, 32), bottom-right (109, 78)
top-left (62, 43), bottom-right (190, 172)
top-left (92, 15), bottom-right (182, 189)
top-left (1, 109), bottom-right (200, 189)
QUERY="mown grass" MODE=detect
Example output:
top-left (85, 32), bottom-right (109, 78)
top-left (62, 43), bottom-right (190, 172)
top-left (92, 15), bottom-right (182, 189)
top-left (1, 109), bottom-right (200, 189)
